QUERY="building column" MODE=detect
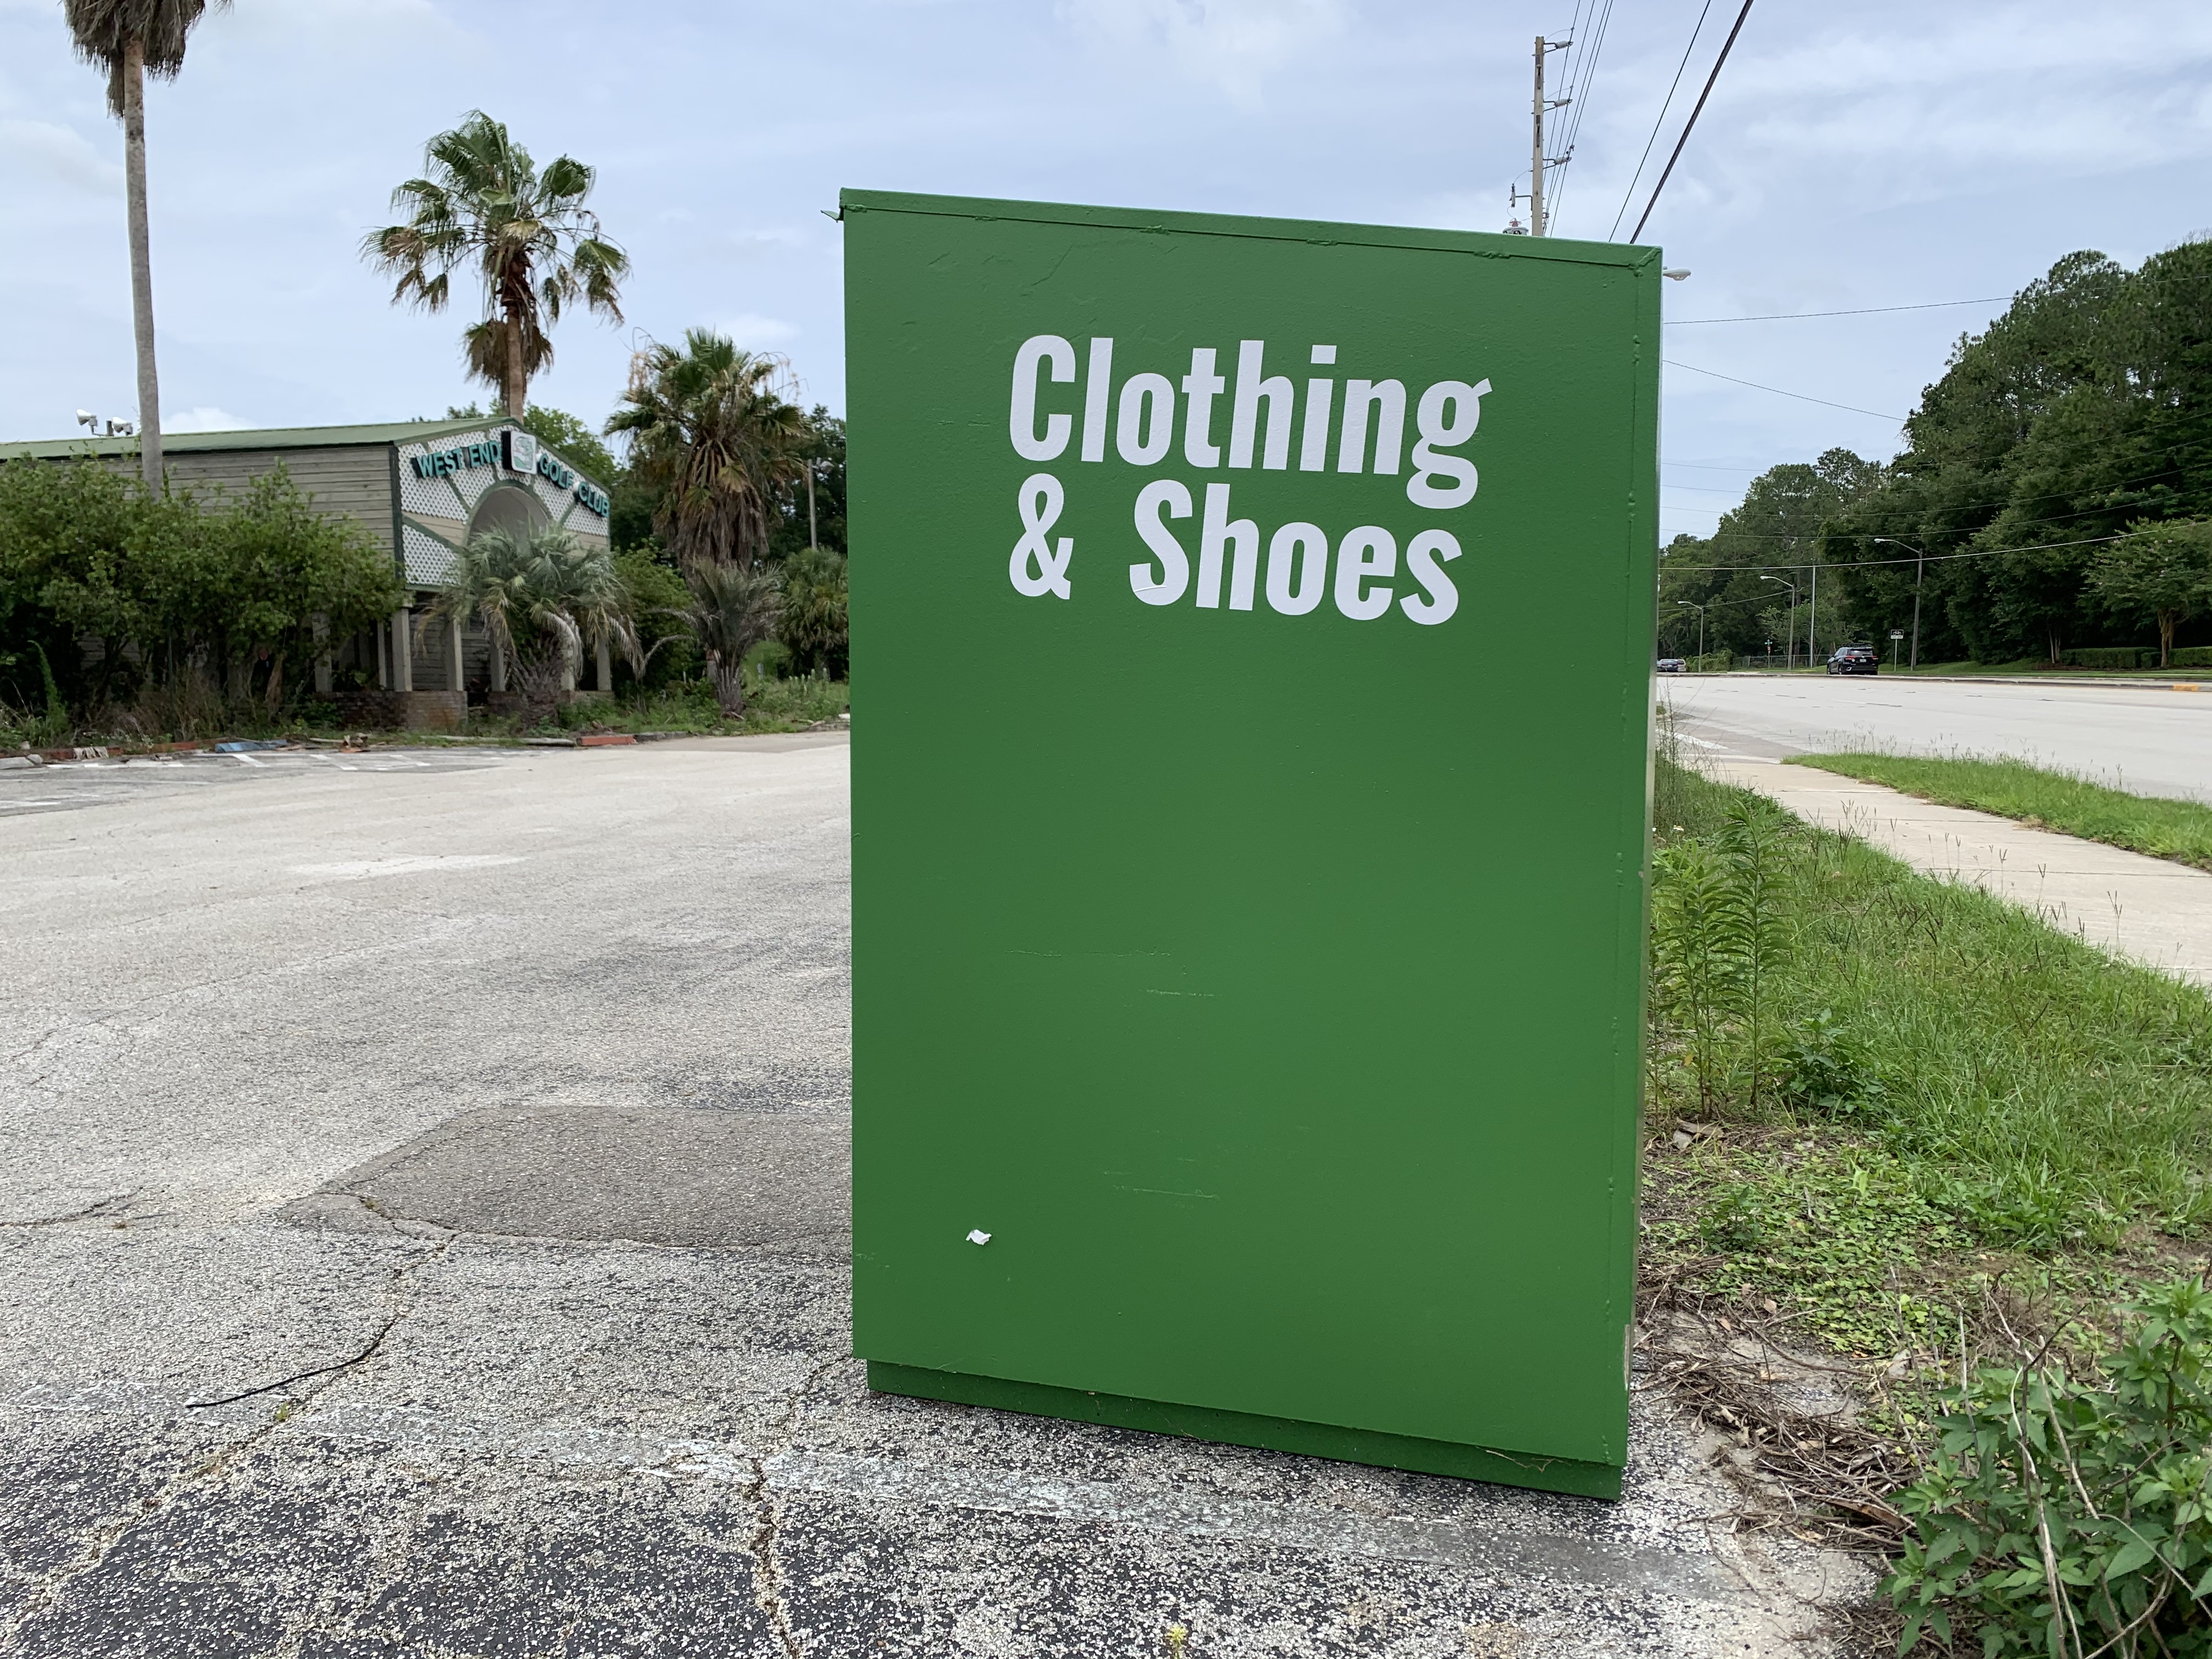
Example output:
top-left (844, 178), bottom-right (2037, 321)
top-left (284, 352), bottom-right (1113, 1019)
top-left (392, 606), bottom-right (414, 693)
top-left (375, 620), bottom-right (390, 690)
top-left (312, 615), bottom-right (332, 695)
top-left (596, 637), bottom-right (613, 692)
top-left (448, 617), bottom-right (465, 695)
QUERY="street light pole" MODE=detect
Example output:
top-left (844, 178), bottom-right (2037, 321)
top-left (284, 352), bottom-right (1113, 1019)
top-left (1760, 574), bottom-right (1799, 670)
top-left (1872, 537), bottom-right (1926, 669)
top-left (1674, 600), bottom-right (1708, 667)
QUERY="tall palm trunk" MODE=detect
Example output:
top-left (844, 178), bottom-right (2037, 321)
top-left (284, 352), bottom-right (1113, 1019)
top-left (504, 308), bottom-right (526, 416)
top-left (122, 37), bottom-right (162, 488)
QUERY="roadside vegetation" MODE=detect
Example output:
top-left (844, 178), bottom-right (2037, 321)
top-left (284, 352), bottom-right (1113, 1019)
top-left (1644, 750), bottom-right (2212, 1654)
top-left (1790, 752), bottom-right (2212, 871)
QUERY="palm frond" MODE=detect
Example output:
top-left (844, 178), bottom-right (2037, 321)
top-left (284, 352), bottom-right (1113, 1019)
top-left (360, 110), bottom-right (627, 409)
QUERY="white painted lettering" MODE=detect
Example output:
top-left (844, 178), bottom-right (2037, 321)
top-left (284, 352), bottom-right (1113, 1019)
top-left (1333, 526), bottom-right (1396, 620)
top-left (1228, 341), bottom-right (1293, 470)
top-left (1265, 522), bottom-right (1329, 616)
top-left (1337, 380), bottom-right (1405, 475)
top-left (1400, 530), bottom-right (1462, 625)
top-left (1299, 378), bottom-right (1334, 472)
top-left (1131, 479), bottom-right (1194, 605)
top-left (1407, 379), bottom-right (1489, 509)
top-left (1009, 335), bottom-right (1076, 462)
top-left (1197, 483), bottom-right (1260, 611)
top-left (1116, 373), bottom-right (1176, 465)
top-left (1180, 348), bottom-right (1227, 468)
top-left (1081, 338), bottom-right (1114, 463)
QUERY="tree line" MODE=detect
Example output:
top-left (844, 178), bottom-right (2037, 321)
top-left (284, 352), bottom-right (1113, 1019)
top-left (1658, 239), bottom-right (2212, 667)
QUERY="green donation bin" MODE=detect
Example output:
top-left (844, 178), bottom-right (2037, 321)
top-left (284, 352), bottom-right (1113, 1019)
top-left (845, 189), bottom-right (1657, 1498)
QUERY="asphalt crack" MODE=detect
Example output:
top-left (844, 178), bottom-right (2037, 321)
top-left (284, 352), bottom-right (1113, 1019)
top-left (740, 1356), bottom-right (843, 1658)
top-left (0, 1234), bottom-right (453, 1654)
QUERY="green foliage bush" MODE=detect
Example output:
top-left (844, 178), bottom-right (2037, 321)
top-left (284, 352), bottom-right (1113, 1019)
top-left (2062, 647), bottom-right (2159, 669)
top-left (777, 543), bottom-right (848, 679)
top-left (1887, 1279), bottom-right (2212, 1656)
top-left (0, 458), bottom-right (399, 729)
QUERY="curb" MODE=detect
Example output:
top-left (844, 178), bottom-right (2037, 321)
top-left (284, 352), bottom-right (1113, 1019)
top-left (577, 733), bottom-right (637, 748)
top-left (1685, 672), bottom-right (2212, 692)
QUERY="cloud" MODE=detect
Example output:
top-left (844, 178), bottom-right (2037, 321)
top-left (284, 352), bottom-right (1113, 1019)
top-left (0, 118), bottom-right (121, 195)
top-left (1057, 0), bottom-right (1347, 103)
top-left (713, 313), bottom-right (800, 347)
top-left (165, 407), bottom-right (251, 433)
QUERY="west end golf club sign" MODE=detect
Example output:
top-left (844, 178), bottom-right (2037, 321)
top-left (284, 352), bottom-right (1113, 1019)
top-left (1003, 334), bottom-right (1491, 626)
top-left (408, 427), bottom-right (609, 517)
top-left (847, 189), bottom-right (1658, 1501)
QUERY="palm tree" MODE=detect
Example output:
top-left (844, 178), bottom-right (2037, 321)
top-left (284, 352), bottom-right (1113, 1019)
top-left (605, 329), bottom-right (804, 568)
top-left (430, 526), bottom-right (636, 724)
top-left (676, 562), bottom-right (781, 715)
top-left (64, 0), bottom-right (229, 488)
top-left (778, 544), bottom-right (849, 680)
top-left (363, 112), bottom-right (628, 417)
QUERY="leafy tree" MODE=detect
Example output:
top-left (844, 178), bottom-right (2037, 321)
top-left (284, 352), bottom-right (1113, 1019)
top-left (63, 0), bottom-right (229, 487)
top-left (1657, 450), bottom-right (1881, 661)
top-left (606, 330), bottom-right (804, 568)
top-left (770, 407), bottom-right (848, 561)
top-left (613, 546), bottom-right (697, 687)
top-left (0, 459), bottom-right (398, 716)
top-left (364, 112), bottom-right (629, 417)
top-left (2090, 520), bottom-right (2212, 666)
top-left (1824, 241), bottom-right (2212, 663)
top-left (777, 544), bottom-right (848, 679)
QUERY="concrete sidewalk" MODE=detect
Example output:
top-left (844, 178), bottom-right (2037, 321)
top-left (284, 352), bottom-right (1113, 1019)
top-left (1711, 760), bottom-right (2212, 988)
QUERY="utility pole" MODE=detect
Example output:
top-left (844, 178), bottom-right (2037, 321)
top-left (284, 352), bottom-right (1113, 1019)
top-left (1530, 36), bottom-right (1548, 238)
top-left (1809, 563), bottom-right (1819, 667)
top-left (1526, 37), bottom-right (1571, 236)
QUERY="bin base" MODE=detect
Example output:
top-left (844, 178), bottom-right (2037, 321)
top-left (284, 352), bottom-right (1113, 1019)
top-left (865, 1362), bottom-right (1622, 1499)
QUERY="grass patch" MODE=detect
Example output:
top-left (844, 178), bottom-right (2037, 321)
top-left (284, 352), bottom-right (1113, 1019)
top-left (1645, 756), bottom-right (2212, 1363)
top-left (1788, 751), bottom-right (2212, 871)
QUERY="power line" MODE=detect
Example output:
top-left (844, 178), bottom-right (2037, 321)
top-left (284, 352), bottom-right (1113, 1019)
top-left (1661, 532), bottom-right (2130, 573)
top-left (1609, 0), bottom-right (1713, 241)
top-left (1666, 359), bottom-right (1905, 421)
top-left (1630, 0), bottom-right (1757, 244)
top-left (1666, 296), bottom-right (2014, 324)
top-left (1546, 0), bottom-right (1616, 232)
top-left (1658, 462), bottom-right (2197, 541)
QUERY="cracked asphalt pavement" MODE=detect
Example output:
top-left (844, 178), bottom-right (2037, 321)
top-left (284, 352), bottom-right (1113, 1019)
top-left (0, 736), bottom-right (1866, 1656)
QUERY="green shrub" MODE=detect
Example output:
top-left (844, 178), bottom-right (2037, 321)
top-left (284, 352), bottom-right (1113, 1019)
top-left (1887, 1279), bottom-right (2212, 1656)
top-left (2061, 646), bottom-right (2158, 669)
top-left (0, 457), bottom-right (399, 726)
top-left (777, 544), bottom-right (848, 679)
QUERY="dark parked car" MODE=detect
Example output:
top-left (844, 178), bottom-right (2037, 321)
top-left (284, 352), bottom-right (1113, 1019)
top-left (1826, 645), bottom-right (1878, 676)
top-left (1656, 657), bottom-right (1686, 674)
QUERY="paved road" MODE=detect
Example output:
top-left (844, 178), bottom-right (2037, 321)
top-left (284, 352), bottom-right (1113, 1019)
top-left (0, 737), bottom-right (1853, 1657)
top-left (1660, 675), bottom-right (2212, 803)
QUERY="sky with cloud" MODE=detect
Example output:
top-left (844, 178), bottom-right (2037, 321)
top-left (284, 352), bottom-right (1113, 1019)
top-left (3, 0), bottom-right (2209, 537)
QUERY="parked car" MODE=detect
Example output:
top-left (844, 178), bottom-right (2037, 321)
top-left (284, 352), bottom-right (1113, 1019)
top-left (1656, 657), bottom-right (1686, 674)
top-left (1826, 645), bottom-right (1878, 676)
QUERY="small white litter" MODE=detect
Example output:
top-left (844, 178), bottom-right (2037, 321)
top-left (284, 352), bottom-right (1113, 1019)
top-left (965, 1229), bottom-right (992, 1245)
